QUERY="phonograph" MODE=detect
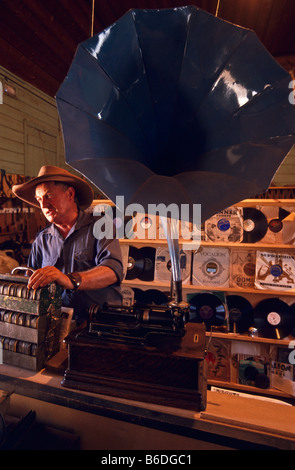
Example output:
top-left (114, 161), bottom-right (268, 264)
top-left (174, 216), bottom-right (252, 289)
top-left (55, 6), bottom-right (295, 410)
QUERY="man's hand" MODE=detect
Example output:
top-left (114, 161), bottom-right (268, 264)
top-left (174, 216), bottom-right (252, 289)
top-left (27, 265), bottom-right (117, 291)
top-left (27, 266), bottom-right (73, 290)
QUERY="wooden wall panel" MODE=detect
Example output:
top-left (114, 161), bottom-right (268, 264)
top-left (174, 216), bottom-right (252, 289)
top-left (24, 121), bottom-right (57, 176)
top-left (0, 65), bottom-right (64, 177)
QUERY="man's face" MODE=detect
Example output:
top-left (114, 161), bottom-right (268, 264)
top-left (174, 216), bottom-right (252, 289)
top-left (35, 182), bottom-right (76, 225)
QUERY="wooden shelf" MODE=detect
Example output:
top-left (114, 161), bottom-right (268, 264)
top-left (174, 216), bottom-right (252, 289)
top-left (122, 278), bottom-right (295, 297)
top-left (200, 241), bottom-right (295, 250)
top-left (120, 237), bottom-right (295, 251)
top-left (205, 331), bottom-right (294, 346)
top-left (207, 379), bottom-right (294, 399)
top-left (233, 199), bottom-right (295, 207)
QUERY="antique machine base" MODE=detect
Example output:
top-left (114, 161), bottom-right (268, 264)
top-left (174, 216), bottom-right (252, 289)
top-left (0, 271), bottom-right (62, 371)
top-left (62, 321), bottom-right (207, 411)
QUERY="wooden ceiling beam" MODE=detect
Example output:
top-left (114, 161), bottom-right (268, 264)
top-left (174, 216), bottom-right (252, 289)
top-left (58, 0), bottom-right (95, 39)
top-left (0, 0), bottom-right (294, 98)
top-left (0, 36), bottom-right (60, 97)
top-left (0, 17), bottom-right (66, 85)
top-left (15, 0), bottom-right (79, 59)
top-left (3, 0), bottom-right (74, 67)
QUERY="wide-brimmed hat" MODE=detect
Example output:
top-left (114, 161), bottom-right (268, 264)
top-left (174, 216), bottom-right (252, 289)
top-left (12, 165), bottom-right (94, 209)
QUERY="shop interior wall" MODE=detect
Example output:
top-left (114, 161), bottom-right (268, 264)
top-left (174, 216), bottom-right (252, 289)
top-left (0, 65), bottom-right (66, 176)
top-left (0, 66), bottom-right (68, 263)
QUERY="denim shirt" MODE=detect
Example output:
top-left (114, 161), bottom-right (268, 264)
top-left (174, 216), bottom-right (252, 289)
top-left (28, 210), bottom-right (123, 322)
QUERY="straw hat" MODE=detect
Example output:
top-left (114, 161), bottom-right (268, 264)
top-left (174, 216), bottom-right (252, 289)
top-left (12, 165), bottom-right (94, 209)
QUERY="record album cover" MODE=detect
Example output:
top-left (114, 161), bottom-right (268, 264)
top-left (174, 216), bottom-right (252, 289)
top-left (258, 205), bottom-right (295, 245)
top-left (120, 244), bottom-right (130, 279)
top-left (206, 338), bottom-right (231, 382)
top-left (205, 206), bottom-right (243, 243)
top-left (238, 354), bottom-right (270, 389)
top-left (154, 246), bottom-right (192, 284)
top-left (255, 250), bottom-right (295, 290)
top-left (121, 286), bottom-right (135, 306)
top-left (192, 246), bottom-right (230, 287)
top-left (271, 361), bottom-right (295, 396)
top-left (230, 248), bottom-right (256, 288)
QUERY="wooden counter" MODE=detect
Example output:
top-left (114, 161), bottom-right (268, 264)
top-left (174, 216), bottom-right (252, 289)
top-left (0, 363), bottom-right (295, 450)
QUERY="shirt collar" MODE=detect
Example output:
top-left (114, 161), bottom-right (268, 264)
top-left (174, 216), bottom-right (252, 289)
top-left (42, 209), bottom-right (92, 237)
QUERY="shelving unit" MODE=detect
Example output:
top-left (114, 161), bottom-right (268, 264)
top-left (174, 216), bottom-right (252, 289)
top-left (114, 197), bottom-right (295, 402)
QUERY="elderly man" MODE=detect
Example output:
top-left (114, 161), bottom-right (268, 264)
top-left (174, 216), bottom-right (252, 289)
top-left (12, 165), bottom-right (123, 323)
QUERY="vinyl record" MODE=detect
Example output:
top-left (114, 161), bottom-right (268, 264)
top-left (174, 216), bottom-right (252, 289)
top-left (242, 208), bottom-right (268, 243)
top-left (125, 246), bottom-right (144, 280)
top-left (132, 213), bottom-right (157, 239)
top-left (189, 293), bottom-right (226, 330)
top-left (253, 298), bottom-right (294, 339)
top-left (132, 287), bottom-right (147, 303)
top-left (268, 207), bottom-right (291, 233)
top-left (289, 303), bottom-right (295, 336)
top-left (279, 207), bottom-right (292, 220)
top-left (268, 218), bottom-right (283, 234)
top-left (144, 289), bottom-right (169, 305)
top-left (226, 295), bottom-right (254, 333)
top-left (139, 247), bottom-right (156, 282)
top-left (139, 215), bottom-right (153, 230)
top-left (239, 360), bottom-right (270, 389)
top-left (133, 288), bottom-right (168, 306)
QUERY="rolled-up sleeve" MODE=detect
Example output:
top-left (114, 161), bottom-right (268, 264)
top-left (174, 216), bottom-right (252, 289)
top-left (95, 237), bottom-right (123, 285)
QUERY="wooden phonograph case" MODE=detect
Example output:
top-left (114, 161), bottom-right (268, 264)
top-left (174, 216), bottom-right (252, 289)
top-left (62, 300), bottom-right (207, 411)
